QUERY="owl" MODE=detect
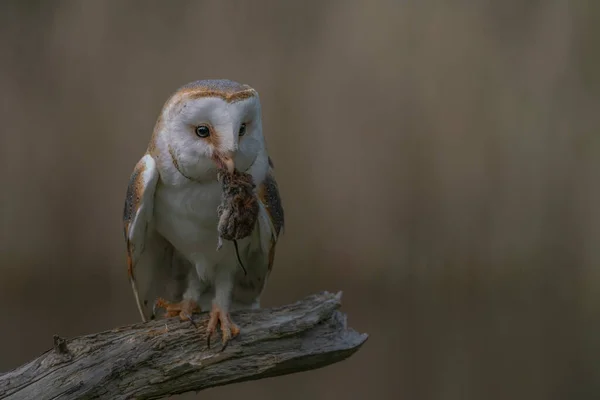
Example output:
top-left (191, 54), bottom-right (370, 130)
top-left (122, 79), bottom-right (284, 348)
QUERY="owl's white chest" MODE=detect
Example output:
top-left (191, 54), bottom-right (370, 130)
top-left (152, 180), bottom-right (241, 273)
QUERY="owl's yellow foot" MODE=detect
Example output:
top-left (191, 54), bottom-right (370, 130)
top-left (206, 303), bottom-right (240, 350)
top-left (153, 298), bottom-right (201, 327)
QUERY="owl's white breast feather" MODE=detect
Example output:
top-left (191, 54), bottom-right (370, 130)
top-left (153, 180), bottom-right (247, 279)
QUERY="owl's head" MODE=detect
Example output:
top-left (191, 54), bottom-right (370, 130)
top-left (151, 79), bottom-right (266, 182)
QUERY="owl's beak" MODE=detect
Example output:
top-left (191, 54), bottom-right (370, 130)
top-left (213, 153), bottom-right (235, 174)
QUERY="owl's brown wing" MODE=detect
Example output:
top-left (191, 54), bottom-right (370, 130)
top-left (257, 159), bottom-right (285, 274)
top-left (123, 154), bottom-right (190, 321)
top-left (232, 158), bottom-right (284, 306)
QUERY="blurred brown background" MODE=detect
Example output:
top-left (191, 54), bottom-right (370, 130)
top-left (1, 1), bottom-right (599, 399)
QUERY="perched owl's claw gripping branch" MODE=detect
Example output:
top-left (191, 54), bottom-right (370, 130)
top-left (206, 303), bottom-right (241, 351)
top-left (152, 297), bottom-right (201, 329)
top-left (152, 297), bottom-right (240, 352)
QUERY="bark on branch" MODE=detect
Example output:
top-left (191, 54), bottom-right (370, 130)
top-left (0, 292), bottom-right (368, 400)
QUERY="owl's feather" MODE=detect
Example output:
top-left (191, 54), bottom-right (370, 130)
top-left (258, 160), bottom-right (284, 272)
top-left (231, 164), bottom-right (284, 305)
top-left (123, 154), bottom-right (191, 321)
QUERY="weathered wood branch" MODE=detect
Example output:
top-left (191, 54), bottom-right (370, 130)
top-left (0, 292), bottom-right (367, 400)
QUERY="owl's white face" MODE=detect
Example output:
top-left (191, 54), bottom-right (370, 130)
top-left (153, 82), bottom-right (265, 183)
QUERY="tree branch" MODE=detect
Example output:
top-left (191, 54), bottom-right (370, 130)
top-left (0, 292), bottom-right (368, 400)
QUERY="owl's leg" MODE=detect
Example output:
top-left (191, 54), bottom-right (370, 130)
top-left (153, 298), bottom-right (201, 327)
top-left (206, 268), bottom-right (239, 350)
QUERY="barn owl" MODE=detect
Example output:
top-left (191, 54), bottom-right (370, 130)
top-left (123, 79), bottom-right (284, 348)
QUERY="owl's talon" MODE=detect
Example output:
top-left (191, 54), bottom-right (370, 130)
top-left (182, 311), bottom-right (197, 328)
top-left (206, 326), bottom-right (214, 349)
top-left (205, 304), bottom-right (239, 350)
top-left (153, 298), bottom-right (201, 326)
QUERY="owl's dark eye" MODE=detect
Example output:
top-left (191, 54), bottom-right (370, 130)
top-left (238, 123), bottom-right (247, 137)
top-left (195, 125), bottom-right (210, 138)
